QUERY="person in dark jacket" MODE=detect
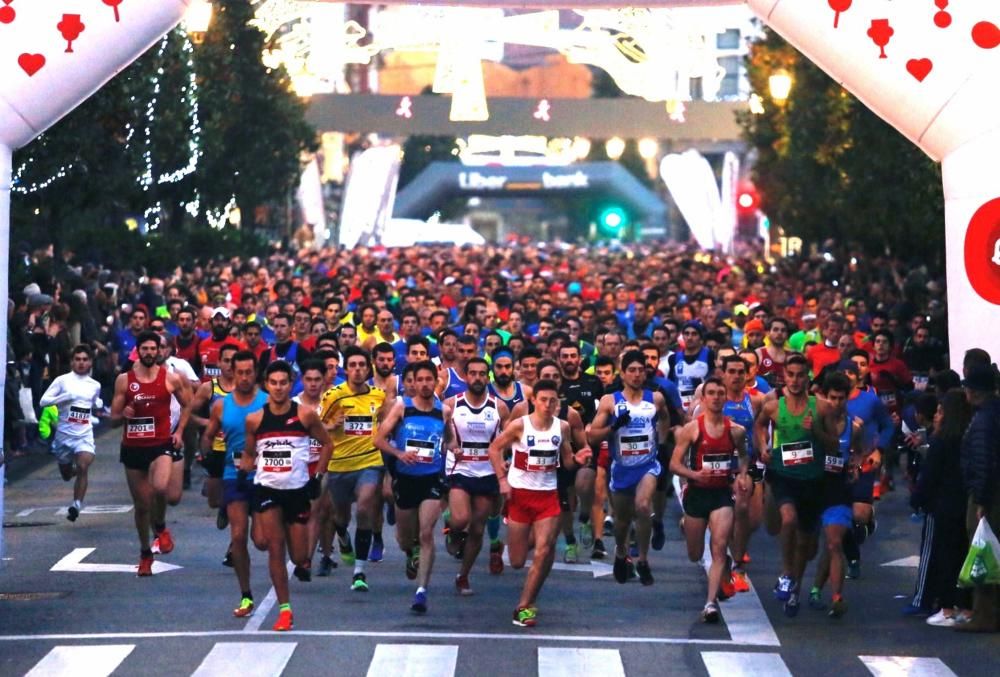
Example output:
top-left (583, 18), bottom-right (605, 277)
top-left (958, 362), bottom-right (1000, 632)
top-left (911, 389), bottom-right (973, 626)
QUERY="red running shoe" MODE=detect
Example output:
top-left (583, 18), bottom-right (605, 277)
top-left (152, 528), bottom-right (174, 555)
top-left (137, 555), bottom-right (154, 577)
top-left (489, 541), bottom-right (504, 575)
top-left (273, 609), bottom-right (293, 632)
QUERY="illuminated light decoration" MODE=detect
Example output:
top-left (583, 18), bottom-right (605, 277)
top-left (737, 191), bottom-right (756, 210)
top-left (339, 6), bottom-right (753, 120)
top-left (666, 99), bottom-right (686, 123)
top-left (184, 0), bottom-right (213, 43)
top-left (448, 57), bottom-right (489, 122)
top-left (638, 137), bottom-right (658, 160)
top-left (605, 137), bottom-right (625, 160)
top-left (395, 96), bottom-right (414, 119)
top-left (571, 137), bottom-right (592, 160)
top-left (456, 135), bottom-right (577, 167)
top-left (533, 99), bottom-right (552, 122)
top-left (748, 93), bottom-right (766, 115)
top-left (768, 68), bottom-right (793, 103)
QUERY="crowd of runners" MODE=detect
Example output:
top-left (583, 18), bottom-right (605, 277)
top-left (20, 241), bottom-right (999, 632)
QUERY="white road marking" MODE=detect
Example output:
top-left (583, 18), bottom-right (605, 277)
top-left (701, 651), bottom-right (792, 677)
top-left (859, 656), bottom-right (958, 677)
top-left (25, 644), bottom-right (135, 677)
top-left (538, 647), bottom-right (625, 677)
top-left (367, 644), bottom-right (458, 677)
top-left (191, 642), bottom-right (297, 677)
top-left (0, 629), bottom-right (748, 645)
top-left (243, 561), bottom-right (295, 632)
top-left (881, 556), bottom-right (920, 568)
top-left (502, 553), bottom-right (614, 578)
top-left (16, 504), bottom-right (132, 518)
top-left (50, 548), bottom-right (182, 575)
top-left (672, 476), bottom-right (780, 646)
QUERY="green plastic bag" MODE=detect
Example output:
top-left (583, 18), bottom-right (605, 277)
top-left (959, 517), bottom-right (1000, 587)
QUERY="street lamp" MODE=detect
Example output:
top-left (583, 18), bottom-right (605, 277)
top-left (769, 68), bottom-right (793, 104)
top-left (605, 137), bottom-right (625, 161)
top-left (185, 0), bottom-right (213, 44)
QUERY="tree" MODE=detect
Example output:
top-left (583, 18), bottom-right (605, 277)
top-left (194, 0), bottom-right (317, 230)
top-left (739, 28), bottom-right (944, 265)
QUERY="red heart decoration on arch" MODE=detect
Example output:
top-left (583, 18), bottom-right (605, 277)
top-left (906, 58), bottom-right (933, 82)
top-left (18, 53), bottom-right (45, 76)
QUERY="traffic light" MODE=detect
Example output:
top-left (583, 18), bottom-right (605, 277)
top-left (737, 184), bottom-right (760, 215)
top-left (597, 205), bottom-right (629, 236)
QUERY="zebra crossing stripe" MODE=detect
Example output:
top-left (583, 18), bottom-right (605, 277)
top-left (191, 642), bottom-right (297, 677)
top-left (701, 651), bottom-right (793, 677)
top-left (537, 648), bottom-right (626, 677)
top-left (25, 645), bottom-right (135, 677)
top-left (859, 655), bottom-right (958, 677)
top-left (366, 644), bottom-right (459, 677)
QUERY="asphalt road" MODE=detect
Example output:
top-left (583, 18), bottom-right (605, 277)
top-left (2, 431), bottom-right (998, 677)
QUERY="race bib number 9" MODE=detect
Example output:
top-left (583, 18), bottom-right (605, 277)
top-left (126, 417), bottom-right (156, 439)
top-left (405, 439), bottom-right (437, 463)
top-left (781, 441), bottom-right (814, 466)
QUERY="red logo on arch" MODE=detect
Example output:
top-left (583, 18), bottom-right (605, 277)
top-left (964, 197), bottom-right (1000, 305)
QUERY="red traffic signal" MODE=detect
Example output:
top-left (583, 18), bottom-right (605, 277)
top-left (737, 185), bottom-right (759, 214)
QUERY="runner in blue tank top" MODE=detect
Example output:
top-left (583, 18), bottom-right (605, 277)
top-left (377, 360), bottom-right (455, 616)
top-left (589, 351), bottom-right (672, 587)
top-left (201, 350), bottom-right (269, 620)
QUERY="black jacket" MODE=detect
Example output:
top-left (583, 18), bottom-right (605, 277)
top-left (912, 435), bottom-right (966, 519)
top-left (960, 397), bottom-right (1000, 507)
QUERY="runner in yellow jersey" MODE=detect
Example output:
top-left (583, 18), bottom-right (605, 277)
top-left (320, 345), bottom-right (389, 592)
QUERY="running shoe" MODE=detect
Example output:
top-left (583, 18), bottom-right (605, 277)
top-left (411, 590), bottom-right (428, 614)
top-left (636, 560), bottom-right (654, 586)
top-left (629, 541), bottom-right (639, 559)
top-left (222, 550), bottom-right (233, 568)
top-left (446, 529), bottom-right (466, 560)
top-left (273, 609), bottom-right (293, 632)
top-left (153, 528), bottom-right (174, 555)
top-left (829, 596), bottom-right (847, 618)
top-left (137, 555), bottom-right (154, 577)
top-left (732, 570), bottom-right (751, 593)
top-left (406, 547), bottom-right (420, 580)
top-left (512, 606), bottom-right (537, 627)
top-left (66, 505), bottom-right (80, 522)
top-left (489, 541), bottom-right (504, 575)
top-left (603, 515), bottom-right (614, 533)
top-left (741, 552), bottom-right (752, 565)
top-left (591, 538), bottom-right (607, 560)
top-left (317, 556), bottom-right (336, 577)
top-left (579, 521), bottom-right (594, 550)
top-left (216, 507), bottom-right (229, 530)
top-left (651, 520), bottom-right (666, 551)
top-left (774, 575), bottom-right (794, 601)
top-left (351, 573), bottom-right (369, 592)
top-left (455, 573), bottom-right (473, 596)
top-left (718, 578), bottom-right (735, 601)
top-left (846, 560), bottom-right (861, 579)
top-left (872, 481), bottom-right (882, 501)
top-left (370, 536), bottom-right (384, 563)
top-left (339, 535), bottom-right (355, 566)
top-left (564, 543), bottom-right (578, 564)
top-left (808, 588), bottom-right (826, 610)
top-left (784, 592), bottom-right (801, 617)
top-left (901, 603), bottom-right (932, 617)
top-left (293, 564), bottom-right (312, 582)
top-left (386, 502), bottom-right (396, 526)
top-left (701, 602), bottom-right (720, 624)
top-left (233, 597), bottom-right (254, 618)
top-left (613, 555), bottom-right (629, 584)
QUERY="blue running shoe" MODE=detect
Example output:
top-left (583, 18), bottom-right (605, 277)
top-left (774, 575), bottom-right (794, 601)
top-left (411, 590), bottom-right (428, 614)
top-left (369, 535), bottom-right (384, 563)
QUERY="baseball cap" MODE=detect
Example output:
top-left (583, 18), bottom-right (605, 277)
top-left (802, 312), bottom-right (818, 321)
top-left (962, 364), bottom-right (997, 392)
top-left (837, 360), bottom-right (860, 375)
top-left (744, 319), bottom-right (765, 333)
top-left (23, 283), bottom-right (41, 296)
top-left (28, 293), bottom-right (53, 307)
top-left (212, 306), bottom-right (231, 319)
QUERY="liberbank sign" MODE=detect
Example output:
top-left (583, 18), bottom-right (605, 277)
top-left (457, 169), bottom-right (590, 191)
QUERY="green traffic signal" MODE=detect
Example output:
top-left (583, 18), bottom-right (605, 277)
top-left (598, 205), bottom-right (629, 234)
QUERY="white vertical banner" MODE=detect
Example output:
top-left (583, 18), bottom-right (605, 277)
top-left (339, 145), bottom-right (401, 249)
top-left (718, 151), bottom-right (739, 254)
top-left (296, 158), bottom-right (326, 248)
top-left (660, 150), bottom-right (722, 251)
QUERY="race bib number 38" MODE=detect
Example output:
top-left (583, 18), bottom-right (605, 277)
top-left (126, 417), bottom-right (155, 439)
top-left (781, 441), bottom-right (814, 466)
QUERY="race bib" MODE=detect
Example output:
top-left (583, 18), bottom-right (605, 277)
top-left (126, 417), bottom-right (156, 439)
top-left (459, 441), bottom-right (490, 460)
top-left (344, 415), bottom-right (374, 436)
top-left (914, 375), bottom-right (929, 392)
top-left (526, 448), bottom-right (557, 472)
top-left (309, 438), bottom-right (322, 461)
top-left (405, 439), bottom-right (437, 463)
top-left (825, 455), bottom-right (846, 473)
top-left (68, 405), bottom-right (91, 425)
top-left (204, 365), bottom-right (222, 378)
top-left (619, 434), bottom-right (651, 457)
top-left (781, 441), bottom-right (814, 466)
top-left (701, 453), bottom-right (731, 475)
top-left (879, 391), bottom-right (897, 408)
top-left (680, 389), bottom-right (695, 411)
top-left (262, 448), bottom-right (292, 473)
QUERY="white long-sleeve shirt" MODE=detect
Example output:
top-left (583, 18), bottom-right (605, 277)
top-left (39, 372), bottom-right (103, 443)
